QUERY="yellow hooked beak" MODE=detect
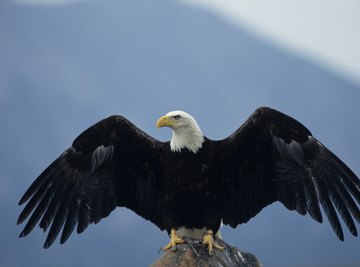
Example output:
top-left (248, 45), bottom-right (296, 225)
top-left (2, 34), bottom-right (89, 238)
top-left (157, 115), bottom-right (174, 128)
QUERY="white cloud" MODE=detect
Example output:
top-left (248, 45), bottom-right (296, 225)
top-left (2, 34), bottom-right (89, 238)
top-left (177, 0), bottom-right (360, 84)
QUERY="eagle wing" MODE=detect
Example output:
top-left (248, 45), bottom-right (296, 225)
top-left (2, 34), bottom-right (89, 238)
top-left (17, 115), bottom-right (165, 248)
top-left (219, 107), bottom-right (360, 240)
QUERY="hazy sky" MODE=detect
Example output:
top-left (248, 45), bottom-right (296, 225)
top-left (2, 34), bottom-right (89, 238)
top-left (12, 0), bottom-right (360, 85)
top-left (178, 0), bottom-right (360, 85)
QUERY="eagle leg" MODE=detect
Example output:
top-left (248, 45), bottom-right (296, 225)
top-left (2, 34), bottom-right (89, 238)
top-left (202, 229), bottom-right (224, 255)
top-left (162, 228), bottom-right (186, 252)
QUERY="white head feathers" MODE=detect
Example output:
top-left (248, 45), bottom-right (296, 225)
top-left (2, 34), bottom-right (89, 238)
top-left (157, 111), bottom-right (204, 153)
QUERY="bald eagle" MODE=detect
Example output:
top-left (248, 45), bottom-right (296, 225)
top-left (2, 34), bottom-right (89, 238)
top-left (18, 107), bottom-right (360, 255)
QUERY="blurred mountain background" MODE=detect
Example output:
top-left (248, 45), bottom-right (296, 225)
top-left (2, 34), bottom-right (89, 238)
top-left (1, 0), bottom-right (359, 266)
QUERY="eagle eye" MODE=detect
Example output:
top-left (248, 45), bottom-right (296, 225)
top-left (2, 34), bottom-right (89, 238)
top-left (174, 115), bottom-right (181, 120)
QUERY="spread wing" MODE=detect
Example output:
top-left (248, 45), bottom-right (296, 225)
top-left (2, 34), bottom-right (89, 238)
top-left (17, 115), bottom-right (165, 248)
top-left (219, 107), bottom-right (360, 240)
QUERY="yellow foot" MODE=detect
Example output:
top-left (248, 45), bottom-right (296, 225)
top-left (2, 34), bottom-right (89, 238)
top-left (162, 229), bottom-right (186, 252)
top-left (202, 230), bottom-right (224, 255)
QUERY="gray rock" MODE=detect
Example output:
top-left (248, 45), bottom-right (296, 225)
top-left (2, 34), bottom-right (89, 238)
top-left (150, 237), bottom-right (262, 267)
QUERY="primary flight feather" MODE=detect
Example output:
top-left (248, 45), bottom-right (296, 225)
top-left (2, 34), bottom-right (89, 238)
top-left (18, 107), bottom-right (360, 254)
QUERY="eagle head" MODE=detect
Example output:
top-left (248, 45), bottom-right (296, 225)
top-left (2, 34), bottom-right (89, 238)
top-left (157, 111), bottom-right (204, 153)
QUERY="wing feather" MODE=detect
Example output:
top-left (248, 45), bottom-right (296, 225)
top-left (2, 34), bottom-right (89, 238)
top-left (219, 107), bottom-right (360, 240)
top-left (39, 181), bottom-right (69, 232)
top-left (77, 197), bottom-right (91, 234)
top-left (325, 177), bottom-right (357, 236)
top-left (44, 185), bottom-right (74, 248)
top-left (333, 178), bottom-right (360, 224)
top-left (18, 115), bottom-right (164, 247)
top-left (19, 179), bottom-right (60, 237)
top-left (60, 194), bottom-right (79, 244)
top-left (316, 177), bottom-right (344, 240)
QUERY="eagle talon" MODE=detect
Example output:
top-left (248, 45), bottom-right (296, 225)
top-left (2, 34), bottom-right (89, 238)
top-left (202, 230), bottom-right (224, 255)
top-left (162, 229), bottom-right (185, 252)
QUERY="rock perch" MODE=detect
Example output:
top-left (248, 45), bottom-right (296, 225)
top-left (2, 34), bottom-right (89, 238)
top-left (150, 237), bottom-right (262, 267)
